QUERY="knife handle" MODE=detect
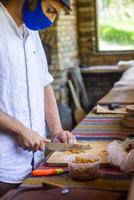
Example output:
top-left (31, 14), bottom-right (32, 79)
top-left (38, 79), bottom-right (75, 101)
top-left (32, 169), bottom-right (64, 176)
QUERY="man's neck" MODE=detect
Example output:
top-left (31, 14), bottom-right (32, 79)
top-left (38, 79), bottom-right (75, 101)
top-left (4, 0), bottom-right (24, 27)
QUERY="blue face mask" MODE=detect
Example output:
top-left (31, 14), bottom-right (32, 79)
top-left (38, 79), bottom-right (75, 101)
top-left (23, 0), bottom-right (53, 31)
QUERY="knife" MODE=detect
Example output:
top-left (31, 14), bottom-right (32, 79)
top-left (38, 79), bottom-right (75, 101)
top-left (46, 142), bottom-right (91, 151)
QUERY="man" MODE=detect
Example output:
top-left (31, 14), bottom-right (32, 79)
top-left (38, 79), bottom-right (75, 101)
top-left (0, 0), bottom-right (75, 197)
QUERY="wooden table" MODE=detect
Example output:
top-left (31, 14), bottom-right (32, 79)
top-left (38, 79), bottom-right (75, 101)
top-left (8, 82), bottom-right (134, 199)
top-left (20, 109), bottom-right (134, 200)
top-left (98, 86), bottom-right (134, 105)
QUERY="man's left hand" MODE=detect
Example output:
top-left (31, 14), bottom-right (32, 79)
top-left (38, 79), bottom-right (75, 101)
top-left (53, 130), bottom-right (76, 144)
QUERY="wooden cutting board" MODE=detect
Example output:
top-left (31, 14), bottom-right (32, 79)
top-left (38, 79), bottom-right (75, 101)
top-left (46, 141), bottom-right (110, 166)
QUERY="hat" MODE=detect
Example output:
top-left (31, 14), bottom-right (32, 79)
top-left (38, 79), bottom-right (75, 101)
top-left (60, 0), bottom-right (72, 11)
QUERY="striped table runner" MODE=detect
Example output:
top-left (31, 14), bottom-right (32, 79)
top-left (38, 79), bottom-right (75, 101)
top-left (72, 113), bottom-right (134, 140)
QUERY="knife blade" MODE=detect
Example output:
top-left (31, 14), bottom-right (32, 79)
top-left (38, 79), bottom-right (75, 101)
top-left (46, 143), bottom-right (91, 151)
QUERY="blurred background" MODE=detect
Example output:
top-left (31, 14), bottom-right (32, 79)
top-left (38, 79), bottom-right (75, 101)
top-left (40, 0), bottom-right (134, 129)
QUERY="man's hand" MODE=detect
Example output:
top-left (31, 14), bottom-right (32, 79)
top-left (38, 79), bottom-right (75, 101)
top-left (16, 128), bottom-right (51, 152)
top-left (53, 130), bottom-right (76, 144)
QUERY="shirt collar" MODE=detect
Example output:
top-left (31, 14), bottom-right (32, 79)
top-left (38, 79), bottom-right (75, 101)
top-left (0, 2), bottom-right (29, 39)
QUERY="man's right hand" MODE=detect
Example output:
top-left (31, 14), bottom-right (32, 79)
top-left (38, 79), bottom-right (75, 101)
top-left (16, 128), bottom-right (51, 152)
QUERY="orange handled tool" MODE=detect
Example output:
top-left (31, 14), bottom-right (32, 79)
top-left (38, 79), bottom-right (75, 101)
top-left (32, 168), bottom-right (64, 176)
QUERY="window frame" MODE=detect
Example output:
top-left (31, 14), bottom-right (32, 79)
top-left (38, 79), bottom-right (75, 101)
top-left (95, 0), bottom-right (134, 55)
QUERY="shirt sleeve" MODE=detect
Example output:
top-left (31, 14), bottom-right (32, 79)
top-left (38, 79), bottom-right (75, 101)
top-left (34, 32), bottom-right (54, 87)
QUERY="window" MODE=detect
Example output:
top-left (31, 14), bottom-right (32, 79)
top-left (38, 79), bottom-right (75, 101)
top-left (96, 0), bottom-right (134, 51)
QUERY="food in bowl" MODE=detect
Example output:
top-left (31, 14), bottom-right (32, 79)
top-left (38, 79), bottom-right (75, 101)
top-left (68, 154), bottom-right (101, 181)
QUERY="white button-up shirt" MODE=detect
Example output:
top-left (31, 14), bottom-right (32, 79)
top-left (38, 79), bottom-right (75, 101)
top-left (0, 3), bottom-right (53, 183)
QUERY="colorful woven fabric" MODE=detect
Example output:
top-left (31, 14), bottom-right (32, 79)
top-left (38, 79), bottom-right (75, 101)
top-left (72, 113), bottom-right (134, 140)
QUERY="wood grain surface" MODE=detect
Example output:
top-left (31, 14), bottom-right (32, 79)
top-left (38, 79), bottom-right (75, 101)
top-left (46, 141), bottom-right (110, 166)
top-left (98, 87), bottom-right (134, 105)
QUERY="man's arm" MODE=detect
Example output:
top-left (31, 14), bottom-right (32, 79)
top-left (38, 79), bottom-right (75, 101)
top-left (44, 84), bottom-right (76, 143)
top-left (0, 111), bottom-right (50, 151)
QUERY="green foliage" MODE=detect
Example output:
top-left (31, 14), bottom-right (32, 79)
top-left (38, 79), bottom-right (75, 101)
top-left (100, 25), bottom-right (134, 45)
